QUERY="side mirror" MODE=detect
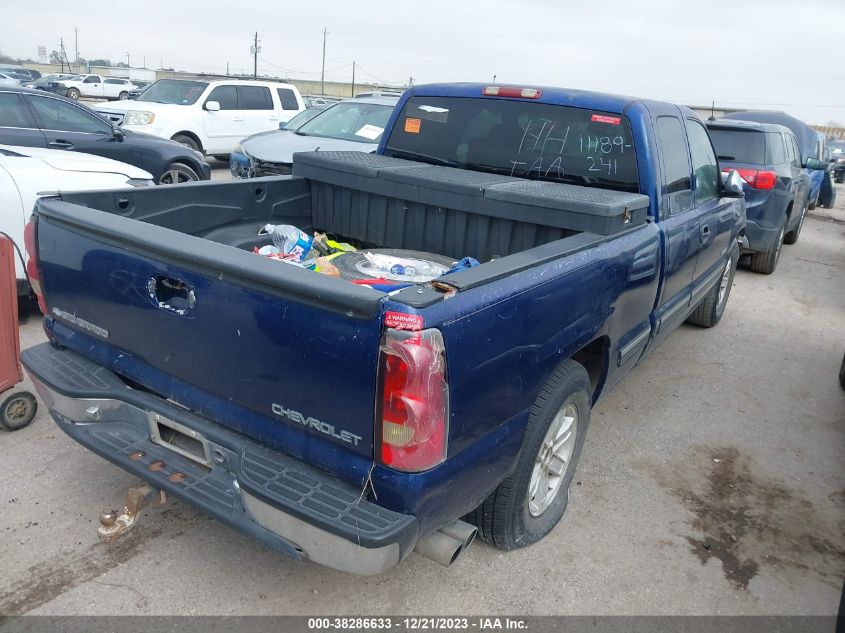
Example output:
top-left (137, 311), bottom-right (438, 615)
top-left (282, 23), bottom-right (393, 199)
top-left (803, 157), bottom-right (825, 170)
top-left (112, 126), bottom-right (125, 141)
top-left (721, 169), bottom-right (745, 197)
top-left (205, 101), bottom-right (220, 112)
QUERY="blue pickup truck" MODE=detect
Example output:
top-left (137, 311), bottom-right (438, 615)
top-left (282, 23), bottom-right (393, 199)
top-left (22, 83), bottom-right (746, 574)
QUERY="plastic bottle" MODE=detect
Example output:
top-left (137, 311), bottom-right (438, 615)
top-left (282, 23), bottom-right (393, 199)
top-left (262, 224), bottom-right (313, 261)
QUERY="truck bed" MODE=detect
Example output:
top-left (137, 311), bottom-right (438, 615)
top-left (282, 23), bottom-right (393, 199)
top-left (32, 155), bottom-right (650, 480)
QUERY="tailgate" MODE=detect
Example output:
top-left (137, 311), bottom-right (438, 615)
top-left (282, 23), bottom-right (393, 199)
top-left (34, 198), bottom-right (387, 462)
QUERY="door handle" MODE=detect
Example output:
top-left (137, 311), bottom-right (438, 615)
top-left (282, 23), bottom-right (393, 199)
top-left (147, 275), bottom-right (197, 315)
top-left (232, 117), bottom-right (244, 122)
top-left (48, 140), bottom-right (73, 149)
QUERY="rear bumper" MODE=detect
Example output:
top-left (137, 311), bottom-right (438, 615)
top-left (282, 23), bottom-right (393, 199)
top-left (22, 342), bottom-right (418, 575)
top-left (743, 217), bottom-right (781, 254)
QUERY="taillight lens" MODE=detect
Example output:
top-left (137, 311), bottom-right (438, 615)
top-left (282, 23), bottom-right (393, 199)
top-left (23, 218), bottom-right (46, 314)
top-left (378, 327), bottom-right (448, 472)
top-left (722, 167), bottom-right (777, 190)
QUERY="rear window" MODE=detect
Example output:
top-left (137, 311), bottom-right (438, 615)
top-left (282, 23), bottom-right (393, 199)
top-left (708, 128), bottom-right (767, 165)
top-left (383, 96), bottom-right (639, 192)
top-left (276, 88), bottom-right (300, 111)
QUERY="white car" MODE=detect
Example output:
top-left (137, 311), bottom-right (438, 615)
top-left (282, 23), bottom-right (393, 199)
top-left (0, 73), bottom-right (21, 88)
top-left (53, 74), bottom-right (138, 101)
top-left (0, 144), bottom-right (153, 293)
top-left (95, 78), bottom-right (305, 157)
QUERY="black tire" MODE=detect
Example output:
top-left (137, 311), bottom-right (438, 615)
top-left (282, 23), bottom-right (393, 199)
top-left (0, 391), bottom-right (37, 432)
top-left (686, 246), bottom-right (739, 328)
top-left (171, 134), bottom-right (201, 153)
top-left (331, 249), bottom-right (456, 281)
top-left (158, 161), bottom-right (200, 185)
top-left (835, 174), bottom-right (844, 184)
top-left (466, 359), bottom-right (591, 550)
top-left (118, 91), bottom-right (128, 100)
top-left (66, 88), bottom-right (80, 100)
top-left (749, 219), bottom-right (786, 274)
top-left (783, 205), bottom-right (806, 245)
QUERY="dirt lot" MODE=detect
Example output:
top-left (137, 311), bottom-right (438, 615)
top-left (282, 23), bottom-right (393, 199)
top-left (1, 179), bottom-right (843, 616)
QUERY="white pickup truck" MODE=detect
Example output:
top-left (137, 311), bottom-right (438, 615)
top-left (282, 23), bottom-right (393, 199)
top-left (96, 79), bottom-right (306, 157)
top-left (52, 75), bottom-right (139, 101)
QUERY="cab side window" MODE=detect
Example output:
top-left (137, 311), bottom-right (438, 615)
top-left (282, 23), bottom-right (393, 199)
top-left (83, 76), bottom-right (100, 84)
top-left (686, 119), bottom-right (719, 203)
top-left (655, 116), bottom-right (692, 215)
top-left (28, 95), bottom-right (111, 134)
top-left (206, 85), bottom-right (237, 110)
top-left (237, 86), bottom-right (273, 110)
top-left (790, 136), bottom-right (802, 167)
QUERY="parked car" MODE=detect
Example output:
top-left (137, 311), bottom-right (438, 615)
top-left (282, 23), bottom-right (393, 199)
top-left (22, 82), bottom-right (746, 574)
top-left (0, 73), bottom-right (21, 89)
top-left (0, 87), bottom-right (211, 183)
top-left (0, 143), bottom-right (152, 295)
top-left (126, 81), bottom-right (151, 100)
top-left (0, 68), bottom-right (40, 81)
top-left (707, 119), bottom-right (821, 273)
top-left (50, 74), bottom-right (138, 101)
top-left (95, 78), bottom-right (306, 158)
top-left (229, 105), bottom-right (327, 178)
top-left (722, 110), bottom-right (826, 208)
top-left (22, 74), bottom-right (75, 91)
top-left (235, 96), bottom-right (398, 177)
top-left (1, 70), bottom-right (32, 83)
top-left (829, 139), bottom-right (845, 183)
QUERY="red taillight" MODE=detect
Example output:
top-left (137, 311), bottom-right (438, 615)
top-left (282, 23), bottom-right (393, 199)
top-left (378, 327), bottom-right (448, 472)
top-left (482, 86), bottom-right (542, 99)
top-left (721, 167), bottom-right (777, 190)
top-left (23, 218), bottom-right (46, 314)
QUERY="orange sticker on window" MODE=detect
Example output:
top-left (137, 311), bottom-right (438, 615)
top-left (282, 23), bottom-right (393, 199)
top-left (404, 117), bottom-right (421, 134)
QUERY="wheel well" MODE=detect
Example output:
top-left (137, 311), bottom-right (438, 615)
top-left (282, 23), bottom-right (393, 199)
top-left (570, 336), bottom-right (609, 403)
top-left (785, 202), bottom-right (793, 220)
top-left (171, 131), bottom-right (203, 152)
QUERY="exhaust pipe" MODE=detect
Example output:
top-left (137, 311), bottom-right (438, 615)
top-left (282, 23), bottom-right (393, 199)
top-left (413, 519), bottom-right (478, 567)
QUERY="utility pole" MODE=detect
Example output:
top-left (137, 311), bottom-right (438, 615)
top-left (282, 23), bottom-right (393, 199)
top-left (252, 32), bottom-right (259, 79)
top-left (226, 61), bottom-right (229, 76)
top-left (351, 60), bottom-right (355, 98)
top-left (59, 38), bottom-right (65, 72)
top-left (74, 27), bottom-right (78, 63)
top-left (126, 52), bottom-right (130, 66)
top-left (321, 27), bottom-right (327, 95)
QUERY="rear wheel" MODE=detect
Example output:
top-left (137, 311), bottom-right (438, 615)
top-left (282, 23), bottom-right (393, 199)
top-left (783, 204), bottom-right (806, 245)
top-left (158, 161), bottom-right (200, 185)
top-left (171, 134), bottom-right (201, 153)
top-left (118, 91), bottom-right (128, 100)
top-left (66, 88), bottom-right (80, 100)
top-left (686, 247), bottom-right (738, 328)
top-left (466, 359), bottom-right (590, 550)
top-left (749, 219), bottom-right (785, 274)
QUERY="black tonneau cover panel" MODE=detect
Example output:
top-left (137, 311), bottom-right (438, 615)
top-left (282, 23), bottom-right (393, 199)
top-left (292, 151), bottom-right (649, 235)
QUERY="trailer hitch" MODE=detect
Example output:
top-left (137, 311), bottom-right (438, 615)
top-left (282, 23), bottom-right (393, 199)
top-left (98, 482), bottom-right (167, 542)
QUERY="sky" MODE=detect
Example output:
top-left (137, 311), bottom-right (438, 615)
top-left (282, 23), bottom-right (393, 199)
top-left (2, 0), bottom-right (844, 125)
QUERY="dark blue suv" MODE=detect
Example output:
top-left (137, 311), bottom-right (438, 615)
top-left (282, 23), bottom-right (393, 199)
top-left (707, 120), bottom-right (814, 274)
